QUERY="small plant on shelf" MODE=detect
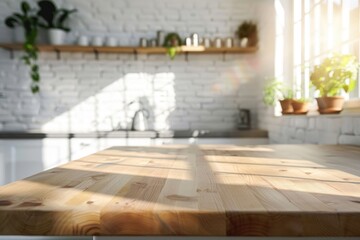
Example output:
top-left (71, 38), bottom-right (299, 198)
top-left (4, 1), bottom-right (40, 93)
top-left (237, 21), bottom-right (258, 47)
top-left (310, 54), bottom-right (358, 114)
top-left (163, 32), bottom-right (182, 60)
top-left (37, 0), bottom-right (77, 45)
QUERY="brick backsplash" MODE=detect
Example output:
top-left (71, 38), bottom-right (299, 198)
top-left (0, 0), bottom-right (259, 132)
top-left (262, 114), bottom-right (360, 146)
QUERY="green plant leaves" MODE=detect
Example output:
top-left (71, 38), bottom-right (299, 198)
top-left (344, 79), bottom-right (357, 93)
top-left (32, 65), bottom-right (39, 72)
top-left (262, 79), bottom-right (296, 106)
top-left (5, 1), bottom-right (41, 94)
top-left (163, 33), bottom-right (182, 60)
top-left (37, 1), bottom-right (76, 30)
top-left (31, 71), bottom-right (40, 82)
top-left (57, 9), bottom-right (77, 31)
top-left (163, 33), bottom-right (182, 47)
top-left (31, 84), bottom-right (40, 94)
top-left (237, 21), bottom-right (257, 39)
top-left (37, 0), bottom-right (56, 28)
top-left (310, 54), bottom-right (358, 97)
top-left (166, 47), bottom-right (177, 60)
top-left (263, 80), bottom-right (282, 106)
top-left (21, 1), bottom-right (31, 15)
top-left (21, 56), bottom-right (31, 65)
top-left (4, 17), bottom-right (20, 28)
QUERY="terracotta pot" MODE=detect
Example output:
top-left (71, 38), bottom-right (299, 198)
top-left (279, 99), bottom-right (293, 115)
top-left (248, 32), bottom-right (258, 47)
top-left (316, 96), bottom-right (344, 114)
top-left (292, 100), bottom-right (309, 115)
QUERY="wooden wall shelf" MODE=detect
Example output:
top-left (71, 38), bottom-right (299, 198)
top-left (0, 43), bottom-right (257, 54)
top-left (0, 43), bottom-right (258, 60)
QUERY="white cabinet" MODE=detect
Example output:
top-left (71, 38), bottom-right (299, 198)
top-left (99, 138), bottom-right (153, 148)
top-left (0, 137), bottom-right (269, 186)
top-left (70, 137), bottom-right (269, 161)
top-left (0, 139), bottom-right (69, 186)
top-left (196, 138), bottom-right (269, 145)
top-left (154, 138), bottom-right (269, 145)
top-left (70, 138), bottom-right (100, 160)
top-left (153, 138), bottom-right (196, 145)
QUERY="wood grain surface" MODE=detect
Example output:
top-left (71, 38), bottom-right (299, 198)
top-left (0, 145), bottom-right (360, 236)
top-left (0, 44), bottom-right (258, 55)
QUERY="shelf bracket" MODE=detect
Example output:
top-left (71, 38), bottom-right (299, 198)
top-left (94, 49), bottom-right (99, 60)
top-left (222, 52), bottom-right (226, 62)
top-left (185, 52), bottom-right (189, 62)
top-left (134, 49), bottom-right (138, 61)
top-left (55, 49), bottom-right (61, 60)
top-left (9, 49), bottom-right (14, 60)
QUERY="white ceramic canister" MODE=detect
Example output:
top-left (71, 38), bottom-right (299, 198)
top-left (225, 37), bottom-right (234, 48)
top-left (185, 37), bottom-right (192, 46)
top-left (240, 37), bottom-right (249, 47)
top-left (139, 38), bottom-right (148, 47)
top-left (203, 38), bottom-right (211, 48)
top-left (49, 29), bottom-right (67, 45)
top-left (192, 33), bottom-right (199, 47)
top-left (214, 38), bottom-right (222, 48)
top-left (92, 36), bottom-right (104, 46)
top-left (78, 36), bottom-right (89, 46)
top-left (106, 37), bottom-right (118, 47)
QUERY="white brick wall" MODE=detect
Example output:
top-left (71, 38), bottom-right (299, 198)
top-left (0, 0), bottom-right (259, 132)
top-left (266, 114), bottom-right (360, 146)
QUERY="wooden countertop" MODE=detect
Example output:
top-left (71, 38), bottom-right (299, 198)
top-left (0, 144), bottom-right (360, 236)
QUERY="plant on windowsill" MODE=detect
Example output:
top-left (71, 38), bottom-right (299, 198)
top-left (292, 98), bottom-right (310, 115)
top-left (4, 1), bottom-right (40, 93)
top-left (310, 54), bottom-right (358, 114)
top-left (37, 0), bottom-right (77, 45)
top-left (163, 32), bottom-right (182, 60)
top-left (262, 78), bottom-right (295, 115)
top-left (279, 87), bottom-right (295, 115)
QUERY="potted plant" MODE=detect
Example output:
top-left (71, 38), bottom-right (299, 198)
top-left (37, 0), bottom-right (77, 45)
top-left (4, 1), bottom-right (37, 43)
top-left (163, 32), bottom-right (182, 60)
top-left (263, 79), bottom-right (294, 115)
top-left (279, 86), bottom-right (294, 115)
top-left (236, 21), bottom-right (258, 47)
top-left (292, 98), bottom-right (310, 115)
top-left (4, 1), bottom-right (41, 93)
top-left (310, 54), bottom-right (358, 114)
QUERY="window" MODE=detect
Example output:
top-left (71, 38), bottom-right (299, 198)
top-left (293, 0), bottom-right (360, 99)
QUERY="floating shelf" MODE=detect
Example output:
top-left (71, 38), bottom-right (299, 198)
top-left (0, 43), bottom-right (258, 61)
top-left (0, 43), bottom-right (257, 54)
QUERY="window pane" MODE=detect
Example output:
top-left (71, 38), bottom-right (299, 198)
top-left (293, 0), bottom-right (360, 99)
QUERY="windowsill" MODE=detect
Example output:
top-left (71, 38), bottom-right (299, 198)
top-left (276, 111), bottom-right (360, 118)
top-left (273, 99), bottom-right (360, 118)
top-left (343, 98), bottom-right (360, 109)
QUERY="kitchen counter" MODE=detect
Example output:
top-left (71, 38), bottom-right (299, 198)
top-left (0, 144), bottom-right (359, 236)
top-left (0, 129), bottom-right (268, 139)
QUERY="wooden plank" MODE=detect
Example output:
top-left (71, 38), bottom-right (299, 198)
top-left (0, 43), bottom-right (258, 55)
top-left (96, 46), bottom-right (135, 53)
top-left (0, 43), bottom-right (23, 50)
top-left (0, 145), bottom-right (360, 236)
top-left (136, 47), bottom-right (166, 54)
